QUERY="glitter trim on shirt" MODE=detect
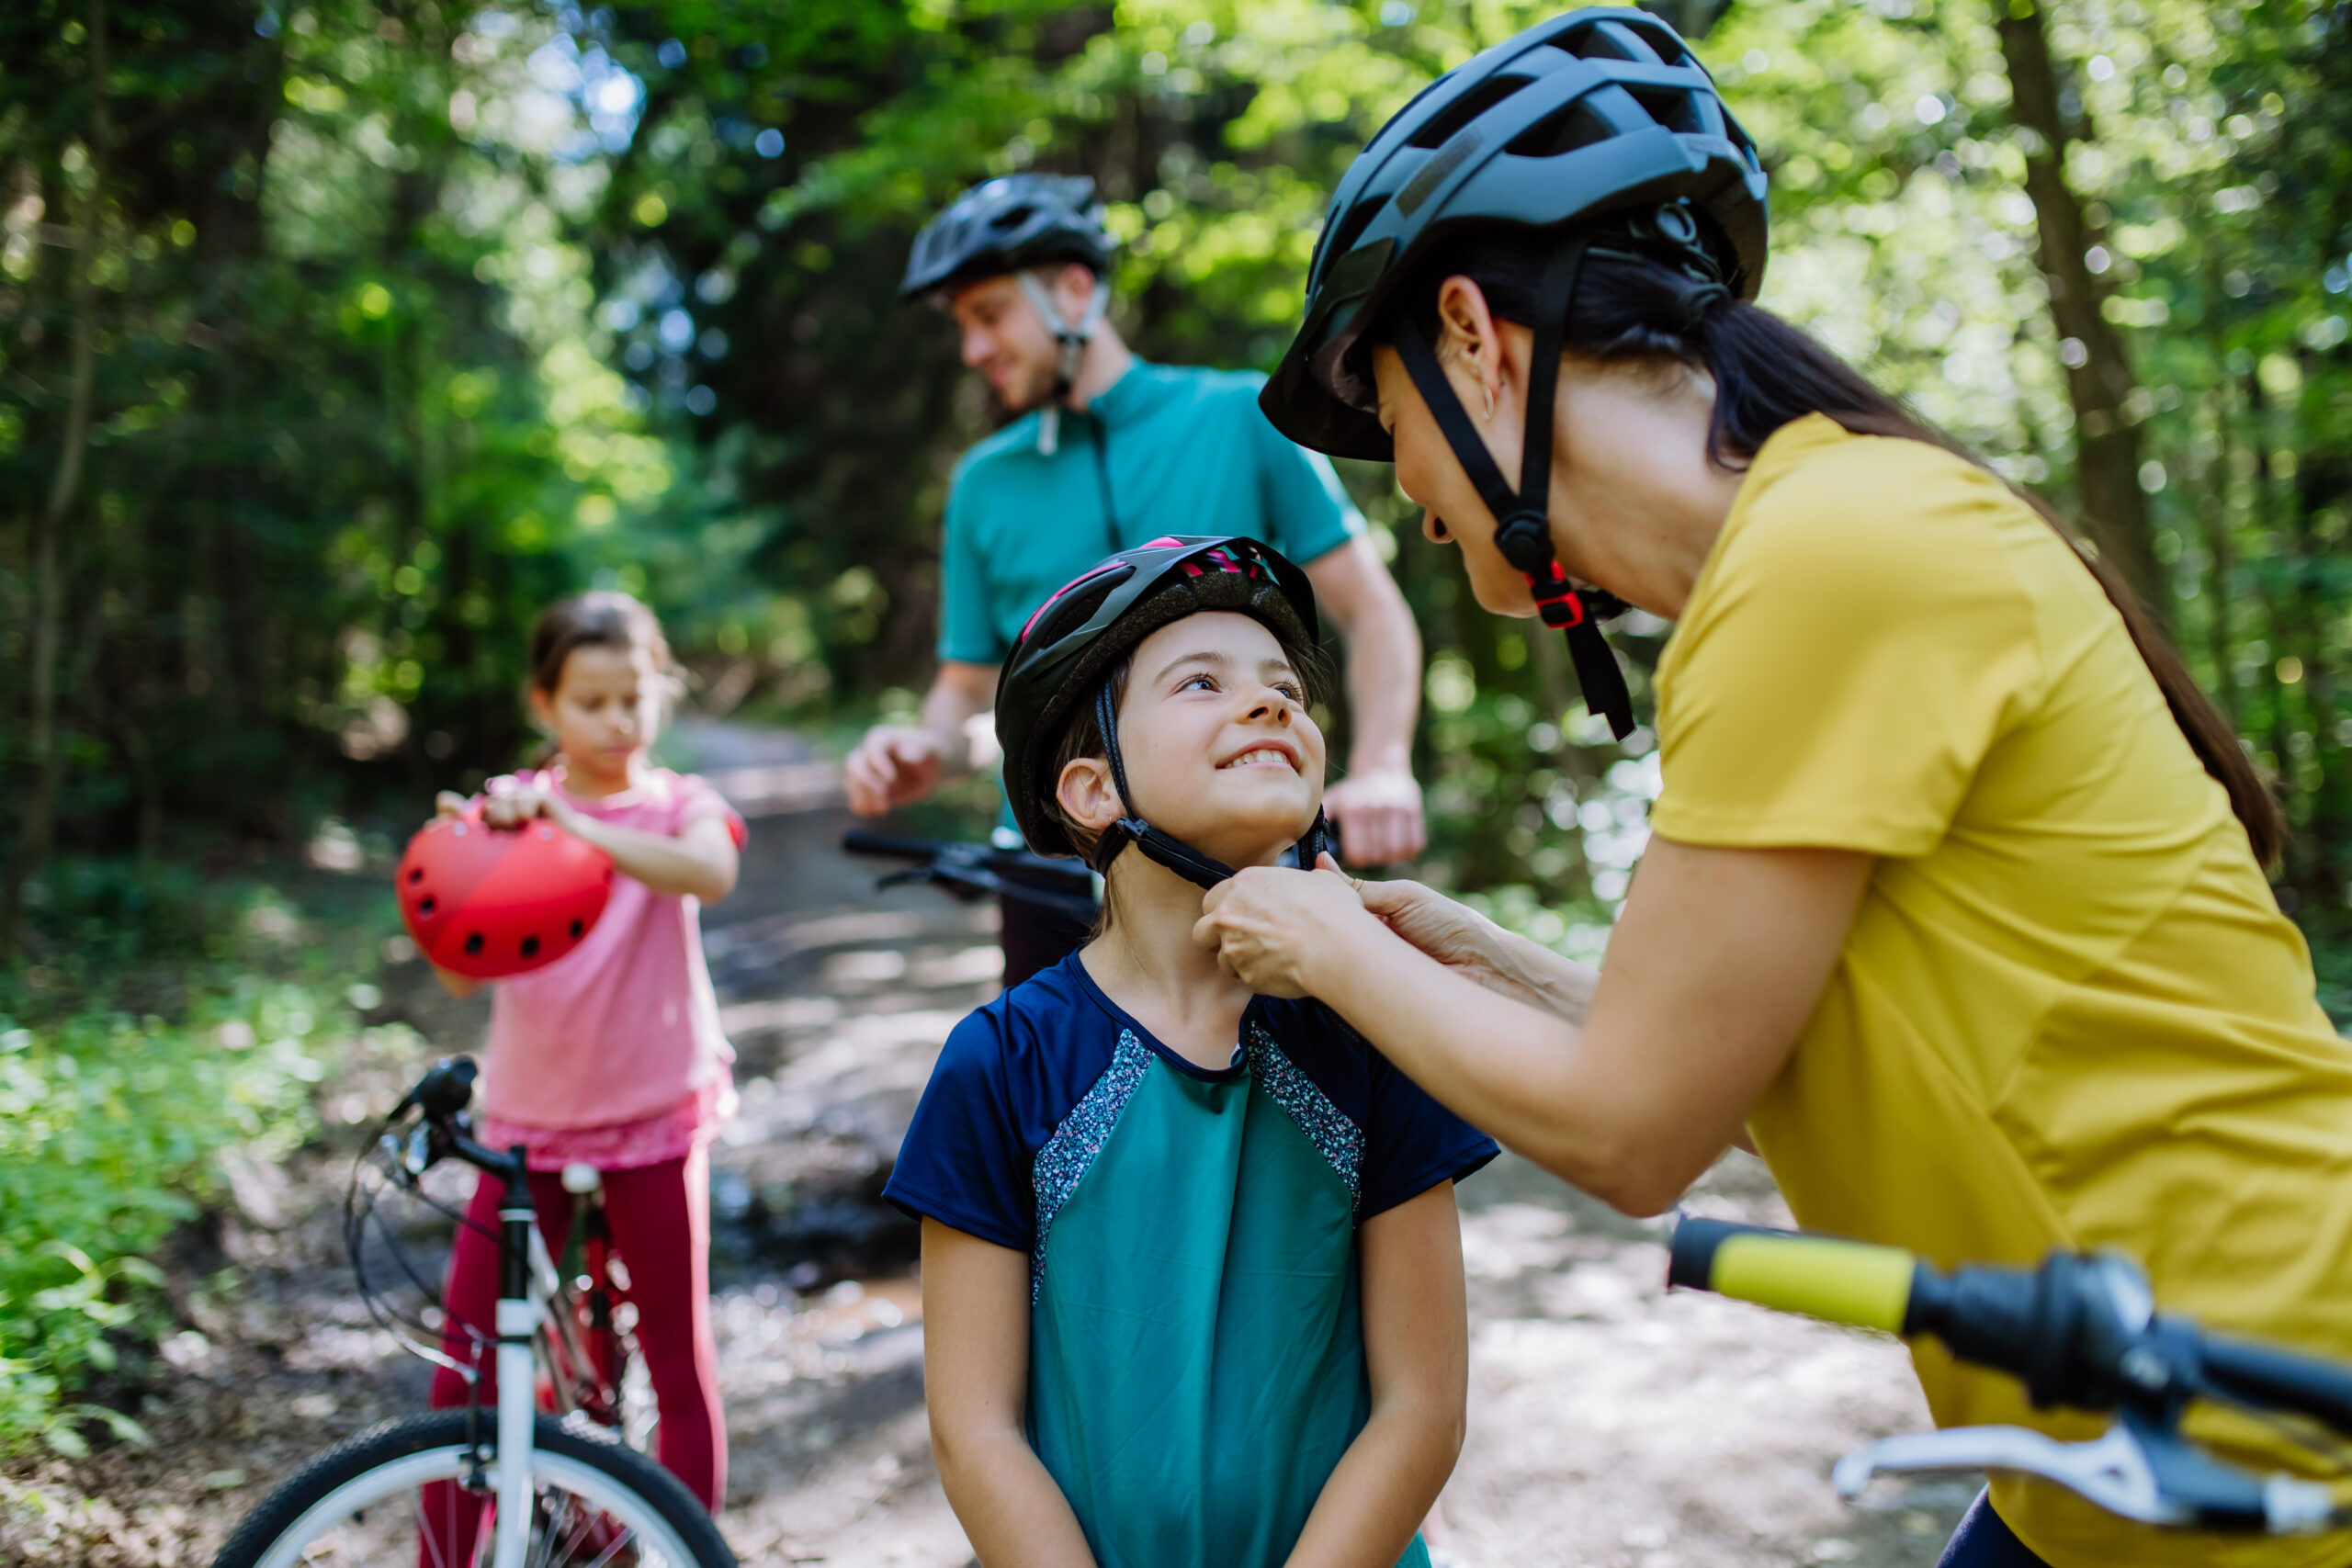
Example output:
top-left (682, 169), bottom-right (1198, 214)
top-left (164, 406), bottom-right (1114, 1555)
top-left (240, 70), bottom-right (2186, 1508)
top-left (1248, 1022), bottom-right (1364, 1213)
top-left (1030, 1029), bottom-right (1152, 1302)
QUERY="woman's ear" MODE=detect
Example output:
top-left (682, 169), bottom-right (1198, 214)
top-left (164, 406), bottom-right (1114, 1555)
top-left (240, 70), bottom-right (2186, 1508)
top-left (1434, 274), bottom-right (1509, 417)
top-left (1055, 755), bottom-right (1125, 835)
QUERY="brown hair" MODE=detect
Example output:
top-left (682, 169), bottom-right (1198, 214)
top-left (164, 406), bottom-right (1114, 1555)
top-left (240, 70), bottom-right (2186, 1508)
top-left (527, 590), bottom-right (672, 694)
top-left (1383, 234), bottom-right (2283, 867)
top-left (525, 592), bottom-right (676, 764)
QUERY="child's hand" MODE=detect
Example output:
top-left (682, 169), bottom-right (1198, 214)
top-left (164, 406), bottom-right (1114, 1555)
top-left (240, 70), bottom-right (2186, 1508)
top-left (481, 781), bottom-right (578, 832)
top-left (434, 791), bottom-right (471, 820)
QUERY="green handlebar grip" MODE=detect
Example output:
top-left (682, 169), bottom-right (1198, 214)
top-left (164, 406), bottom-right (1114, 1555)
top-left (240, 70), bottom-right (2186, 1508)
top-left (1668, 1217), bottom-right (1923, 1335)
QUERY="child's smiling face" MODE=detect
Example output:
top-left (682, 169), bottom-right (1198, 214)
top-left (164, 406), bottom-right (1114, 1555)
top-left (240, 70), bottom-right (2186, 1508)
top-left (1079, 610), bottom-right (1326, 870)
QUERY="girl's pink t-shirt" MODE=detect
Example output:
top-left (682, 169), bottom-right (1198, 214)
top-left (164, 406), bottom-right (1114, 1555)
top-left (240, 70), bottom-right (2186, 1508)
top-left (478, 767), bottom-right (745, 1136)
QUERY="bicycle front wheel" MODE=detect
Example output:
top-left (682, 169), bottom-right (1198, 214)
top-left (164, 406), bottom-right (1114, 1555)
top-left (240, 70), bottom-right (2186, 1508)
top-left (210, 1409), bottom-right (733, 1568)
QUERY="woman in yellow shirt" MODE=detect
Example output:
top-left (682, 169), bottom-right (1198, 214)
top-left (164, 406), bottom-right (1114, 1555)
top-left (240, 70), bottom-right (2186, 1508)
top-left (1206, 9), bottom-right (2352, 1567)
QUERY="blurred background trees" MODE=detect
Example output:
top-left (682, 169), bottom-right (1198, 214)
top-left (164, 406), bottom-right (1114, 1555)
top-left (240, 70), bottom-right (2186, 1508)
top-left (3, 0), bottom-right (2349, 970)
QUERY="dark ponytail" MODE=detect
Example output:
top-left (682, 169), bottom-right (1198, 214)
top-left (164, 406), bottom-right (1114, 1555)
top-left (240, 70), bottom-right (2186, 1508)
top-left (1381, 233), bottom-right (2283, 868)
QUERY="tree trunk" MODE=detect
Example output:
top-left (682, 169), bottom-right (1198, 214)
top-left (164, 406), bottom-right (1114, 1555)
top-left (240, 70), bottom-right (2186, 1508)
top-left (1, 0), bottom-right (108, 960)
top-left (1994, 0), bottom-right (2164, 618)
top-left (2194, 385), bottom-right (2238, 723)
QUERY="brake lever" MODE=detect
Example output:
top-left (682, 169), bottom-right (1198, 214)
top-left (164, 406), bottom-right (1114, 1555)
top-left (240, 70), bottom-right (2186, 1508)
top-left (1833, 1415), bottom-right (2334, 1532)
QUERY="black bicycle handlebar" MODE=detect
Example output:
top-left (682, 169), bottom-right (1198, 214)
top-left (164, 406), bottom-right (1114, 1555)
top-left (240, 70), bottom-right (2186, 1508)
top-left (1668, 1217), bottom-right (2352, 1440)
top-left (841, 829), bottom-right (968, 863)
top-left (842, 829), bottom-right (1093, 886)
top-left (842, 829), bottom-right (1099, 919)
top-left (386, 1055), bottom-right (525, 1185)
top-left (2199, 1331), bottom-right (2352, 1439)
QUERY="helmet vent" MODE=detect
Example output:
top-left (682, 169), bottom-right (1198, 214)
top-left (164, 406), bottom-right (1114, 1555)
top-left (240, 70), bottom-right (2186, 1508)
top-left (1505, 101), bottom-right (1614, 160)
top-left (1548, 17), bottom-right (1677, 64)
top-left (1405, 73), bottom-right (1532, 149)
top-left (1323, 196), bottom-right (1389, 262)
top-left (994, 204), bottom-right (1035, 231)
top-left (1628, 85), bottom-right (1706, 137)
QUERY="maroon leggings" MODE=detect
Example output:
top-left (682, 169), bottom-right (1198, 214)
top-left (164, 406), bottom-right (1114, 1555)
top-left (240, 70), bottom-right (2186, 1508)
top-left (419, 1150), bottom-right (723, 1558)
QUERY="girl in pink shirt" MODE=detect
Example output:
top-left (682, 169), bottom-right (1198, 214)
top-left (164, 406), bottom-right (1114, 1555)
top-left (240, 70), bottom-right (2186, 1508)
top-left (420, 591), bottom-right (743, 1545)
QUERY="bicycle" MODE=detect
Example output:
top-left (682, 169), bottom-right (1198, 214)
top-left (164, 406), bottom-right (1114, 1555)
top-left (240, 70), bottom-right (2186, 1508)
top-left (842, 828), bottom-right (1100, 921)
top-left (211, 1056), bottom-right (734, 1568)
top-left (1667, 1216), bottom-right (2352, 1534)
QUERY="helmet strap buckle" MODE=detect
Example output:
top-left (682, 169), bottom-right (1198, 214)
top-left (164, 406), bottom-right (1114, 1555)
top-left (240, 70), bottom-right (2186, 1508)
top-left (1015, 268), bottom-right (1112, 456)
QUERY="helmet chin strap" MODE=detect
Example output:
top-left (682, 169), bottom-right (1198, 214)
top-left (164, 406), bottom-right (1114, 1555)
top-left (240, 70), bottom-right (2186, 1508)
top-left (1087, 679), bottom-right (1333, 893)
top-left (1014, 268), bottom-right (1112, 457)
top-left (1391, 237), bottom-right (1636, 741)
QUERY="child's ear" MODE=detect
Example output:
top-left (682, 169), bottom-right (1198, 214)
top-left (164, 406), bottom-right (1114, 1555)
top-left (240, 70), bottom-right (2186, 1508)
top-left (526, 685), bottom-right (558, 731)
top-left (1055, 756), bottom-right (1124, 834)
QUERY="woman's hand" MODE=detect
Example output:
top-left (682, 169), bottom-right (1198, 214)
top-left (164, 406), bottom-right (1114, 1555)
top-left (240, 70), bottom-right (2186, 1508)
top-left (1351, 870), bottom-right (1509, 987)
top-left (1193, 862), bottom-right (1377, 998)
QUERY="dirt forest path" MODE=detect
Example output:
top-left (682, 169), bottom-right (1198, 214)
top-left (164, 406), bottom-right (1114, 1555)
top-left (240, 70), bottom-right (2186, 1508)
top-left (3, 721), bottom-right (1973, 1568)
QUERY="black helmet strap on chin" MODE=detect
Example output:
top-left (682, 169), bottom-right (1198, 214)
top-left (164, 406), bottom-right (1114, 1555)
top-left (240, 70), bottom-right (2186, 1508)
top-left (1087, 677), bottom-right (1333, 893)
top-left (1391, 236), bottom-right (1637, 741)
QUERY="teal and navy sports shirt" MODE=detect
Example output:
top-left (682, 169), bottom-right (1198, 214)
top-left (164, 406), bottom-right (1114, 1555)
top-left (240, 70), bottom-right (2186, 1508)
top-left (936, 360), bottom-right (1366, 668)
top-left (886, 955), bottom-right (1495, 1568)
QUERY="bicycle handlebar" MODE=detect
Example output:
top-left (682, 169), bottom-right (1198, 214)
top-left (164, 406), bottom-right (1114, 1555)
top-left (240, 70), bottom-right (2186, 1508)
top-left (841, 829), bottom-right (1098, 919)
top-left (1668, 1218), bottom-right (2352, 1441)
top-left (1668, 1217), bottom-right (1920, 1335)
top-left (840, 829), bottom-right (968, 863)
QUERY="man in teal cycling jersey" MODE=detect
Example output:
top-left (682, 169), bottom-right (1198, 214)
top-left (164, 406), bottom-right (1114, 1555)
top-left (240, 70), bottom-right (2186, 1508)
top-left (845, 175), bottom-right (1427, 986)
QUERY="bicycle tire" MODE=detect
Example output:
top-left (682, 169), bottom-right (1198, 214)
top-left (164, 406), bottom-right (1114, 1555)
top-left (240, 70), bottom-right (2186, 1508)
top-left (209, 1409), bottom-right (732, 1568)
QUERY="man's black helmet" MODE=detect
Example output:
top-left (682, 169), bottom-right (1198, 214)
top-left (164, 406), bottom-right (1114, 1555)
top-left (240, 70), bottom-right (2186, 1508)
top-left (900, 174), bottom-right (1119, 300)
top-left (997, 536), bottom-right (1327, 887)
top-left (1260, 6), bottom-right (1768, 461)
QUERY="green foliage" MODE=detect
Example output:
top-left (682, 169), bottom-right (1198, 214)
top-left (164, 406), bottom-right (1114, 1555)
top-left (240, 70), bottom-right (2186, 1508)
top-left (2, 8), bottom-right (2348, 931)
top-left (0, 844), bottom-right (408, 1457)
top-left (0, 985), bottom-right (332, 1456)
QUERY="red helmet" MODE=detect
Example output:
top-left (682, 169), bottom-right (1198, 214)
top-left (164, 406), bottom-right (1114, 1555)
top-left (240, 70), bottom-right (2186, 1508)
top-left (395, 802), bottom-right (615, 979)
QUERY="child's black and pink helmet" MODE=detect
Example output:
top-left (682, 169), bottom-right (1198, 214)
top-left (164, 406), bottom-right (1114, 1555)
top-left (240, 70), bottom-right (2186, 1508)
top-left (995, 536), bottom-right (1327, 886)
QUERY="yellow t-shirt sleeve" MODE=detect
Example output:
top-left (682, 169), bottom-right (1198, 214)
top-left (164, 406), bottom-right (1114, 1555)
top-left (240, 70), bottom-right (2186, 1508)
top-left (1650, 441), bottom-right (2045, 858)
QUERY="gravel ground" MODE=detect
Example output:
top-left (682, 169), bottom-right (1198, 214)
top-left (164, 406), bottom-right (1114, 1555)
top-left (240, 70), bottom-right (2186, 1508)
top-left (1, 723), bottom-right (1973, 1566)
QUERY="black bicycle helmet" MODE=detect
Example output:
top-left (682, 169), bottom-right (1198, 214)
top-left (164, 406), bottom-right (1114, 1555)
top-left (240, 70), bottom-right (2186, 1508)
top-left (1262, 7), bottom-right (1766, 460)
top-left (904, 173), bottom-right (1122, 455)
top-left (1258, 6), bottom-right (1768, 743)
top-left (899, 174), bottom-right (1118, 299)
top-left (997, 536), bottom-right (1330, 888)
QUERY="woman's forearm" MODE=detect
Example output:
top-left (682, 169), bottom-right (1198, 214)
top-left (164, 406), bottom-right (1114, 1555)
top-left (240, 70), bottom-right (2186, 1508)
top-left (1471, 919), bottom-right (1599, 1024)
top-left (933, 1427), bottom-right (1099, 1568)
top-left (1357, 878), bottom-right (1597, 1023)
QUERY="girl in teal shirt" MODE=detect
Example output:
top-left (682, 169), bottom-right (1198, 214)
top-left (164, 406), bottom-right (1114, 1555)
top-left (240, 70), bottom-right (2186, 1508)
top-left (886, 538), bottom-right (1493, 1567)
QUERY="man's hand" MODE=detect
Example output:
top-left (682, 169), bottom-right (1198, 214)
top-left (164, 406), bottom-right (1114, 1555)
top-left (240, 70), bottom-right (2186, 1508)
top-left (1322, 767), bottom-right (1426, 866)
top-left (844, 727), bottom-right (947, 817)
